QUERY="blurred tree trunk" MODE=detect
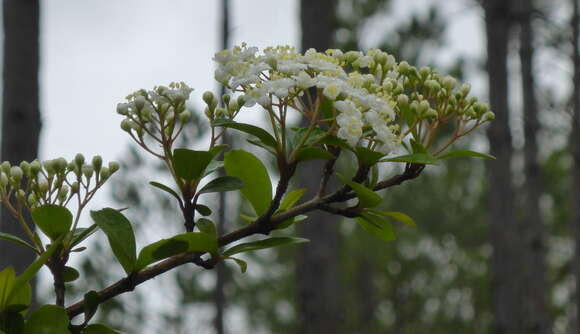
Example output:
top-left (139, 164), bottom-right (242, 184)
top-left (296, 1), bottom-right (342, 334)
top-left (570, 0), bottom-right (580, 330)
top-left (483, 0), bottom-right (522, 333)
top-left (516, 0), bottom-right (550, 332)
top-left (214, 0), bottom-right (230, 333)
top-left (0, 0), bottom-right (40, 274)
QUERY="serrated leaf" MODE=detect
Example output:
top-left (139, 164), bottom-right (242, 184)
top-left (22, 305), bottom-right (71, 334)
top-left (224, 257), bottom-right (247, 273)
top-left (173, 149), bottom-right (214, 181)
top-left (337, 174), bottom-right (382, 208)
top-left (90, 208), bottom-right (136, 274)
top-left (366, 209), bottom-right (416, 227)
top-left (198, 176), bottom-right (244, 195)
top-left (196, 218), bottom-right (217, 238)
top-left (149, 181), bottom-right (181, 202)
top-left (223, 237), bottom-right (309, 257)
top-left (224, 150), bottom-right (272, 216)
top-left (356, 214), bottom-right (396, 242)
top-left (0, 233), bottom-right (36, 252)
top-left (62, 266), bottom-right (80, 282)
top-left (381, 153), bottom-right (438, 165)
top-left (213, 120), bottom-right (278, 149)
top-left (31, 205), bottom-right (73, 241)
top-left (437, 149), bottom-right (495, 160)
top-left (295, 147), bottom-right (335, 161)
top-left (194, 204), bottom-right (212, 216)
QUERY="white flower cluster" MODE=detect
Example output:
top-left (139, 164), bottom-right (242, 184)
top-left (213, 44), bottom-right (401, 154)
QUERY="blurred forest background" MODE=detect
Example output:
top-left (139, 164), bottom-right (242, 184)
top-left (0, 0), bottom-right (579, 333)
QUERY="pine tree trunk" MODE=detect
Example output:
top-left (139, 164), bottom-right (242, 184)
top-left (483, 0), bottom-right (522, 333)
top-left (516, 0), bottom-right (550, 332)
top-left (296, 1), bottom-right (342, 333)
top-left (0, 0), bottom-right (41, 274)
top-left (570, 0), bottom-right (580, 330)
top-left (214, 1), bottom-right (230, 333)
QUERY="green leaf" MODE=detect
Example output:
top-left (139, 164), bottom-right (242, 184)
top-left (355, 147), bottom-right (385, 166)
top-left (356, 214), bottom-right (396, 242)
top-left (82, 324), bottom-right (123, 334)
top-left (410, 138), bottom-right (427, 154)
top-left (90, 208), bottom-right (136, 274)
top-left (7, 237), bottom-right (63, 305)
top-left (223, 237), bottom-right (309, 257)
top-left (337, 174), bottom-right (382, 208)
top-left (71, 225), bottom-right (98, 247)
top-left (0, 233), bottom-right (36, 252)
top-left (62, 267), bottom-right (80, 282)
top-left (209, 144), bottom-right (229, 157)
top-left (381, 153), bottom-right (438, 165)
top-left (247, 138), bottom-right (277, 155)
top-left (319, 95), bottom-right (335, 119)
top-left (173, 149), bottom-right (214, 181)
top-left (149, 182), bottom-right (181, 202)
top-left (135, 238), bottom-right (189, 271)
top-left (366, 209), bottom-right (416, 227)
top-left (289, 127), bottom-right (328, 150)
top-left (319, 135), bottom-right (350, 149)
top-left (295, 147), bottom-right (335, 161)
top-left (278, 189), bottom-right (307, 211)
top-left (135, 232), bottom-right (218, 270)
top-left (399, 104), bottom-right (416, 133)
top-left (1, 311), bottom-right (24, 334)
top-left (202, 160), bottom-right (224, 177)
top-left (31, 205), bottom-right (73, 241)
top-left (5, 281), bottom-right (31, 313)
top-left (276, 215), bottom-right (308, 230)
top-left (83, 291), bottom-right (100, 323)
top-left (22, 305), bottom-right (71, 334)
top-left (224, 150), bottom-right (272, 216)
top-left (437, 149), bottom-right (496, 160)
top-left (198, 176), bottom-right (244, 195)
top-left (194, 204), bottom-right (212, 216)
top-left (224, 257), bottom-right (247, 273)
top-left (0, 267), bottom-right (17, 311)
top-left (196, 218), bottom-right (217, 238)
top-left (213, 119), bottom-right (278, 149)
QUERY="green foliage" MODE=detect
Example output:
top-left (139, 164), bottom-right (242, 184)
top-left (31, 205), bottom-right (73, 241)
top-left (22, 305), bottom-right (71, 334)
top-left (224, 150), bottom-right (272, 216)
top-left (172, 149), bottom-right (214, 181)
top-left (90, 208), bottom-right (137, 274)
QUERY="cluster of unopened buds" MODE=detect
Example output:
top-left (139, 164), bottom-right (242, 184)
top-left (0, 154), bottom-right (119, 212)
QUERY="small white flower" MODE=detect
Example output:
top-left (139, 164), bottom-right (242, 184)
top-left (293, 71), bottom-right (316, 89)
top-left (277, 60), bottom-right (307, 74)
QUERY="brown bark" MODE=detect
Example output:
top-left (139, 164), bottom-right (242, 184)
top-left (295, 1), bottom-right (342, 333)
top-left (0, 0), bottom-right (41, 274)
top-left (516, 0), bottom-right (550, 332)
top-left (483, 0), bottom-right (522, 333)
top-left (571, 0), bottom-right (580, 330)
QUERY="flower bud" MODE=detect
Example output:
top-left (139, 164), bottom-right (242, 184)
top-left (16, 189), bottom-right (26, 200)
top-left (418, 100), bottom-right (430, 114)
top-left (442, 76), bottom-right (457, 90)
top-left (54, 158), bottom-right (68, 173)
top-left (10, 166), bottom-right (23, 182)
top-left (75, 153), bottom-right (85, 168)
top-left (227, 99), bottom-right (239, 113)
top-left (483, 111), bottom-right (495, 121)
top-left (424, 108), bottom-right (438, 119)
top-left (82, 165), bottom-right (94, 179)
top-left (179, 110), bottom-right (192, 123)
top-left (397, 94), bottom-right (409, 107)
top-left (419, 66), bottom-right (431, 79)
top-left (458, 83), bottom-right (471, 97)
top-left (222, 94), bottom-right (231, 105)
top-left (92, 155), bottom-right (103, 172)
top-left (58, 186), bottom-right (69, 200)
top-left (27, 193), bottom-right (37, 207)
top-left (397, 61), bottom-right (410, 73)
top-left (203, 91), bottom-right (217, 108)
top-left (134, 96), bottom-right (146, 110)
top-left (116, 103), bottom-right (129, 115)
top-left (120, 119), bottom-right (132, 132)
top-left (0, 173), bottom-right (8, 188)
top-left (38, 180), bottom-right (49, 194)
top-left (20, 161), bottom-right (30, 177)
top-left (71, 181), bottom-right (80, 193)
top-left (1, 162), bottom-right (11, 174)
top-left (426, 80), bottom-right (441, 93)
top-left (99, 167), bottom-right (110, 180)
top-left (109, 161), bottom-right (120, 174)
